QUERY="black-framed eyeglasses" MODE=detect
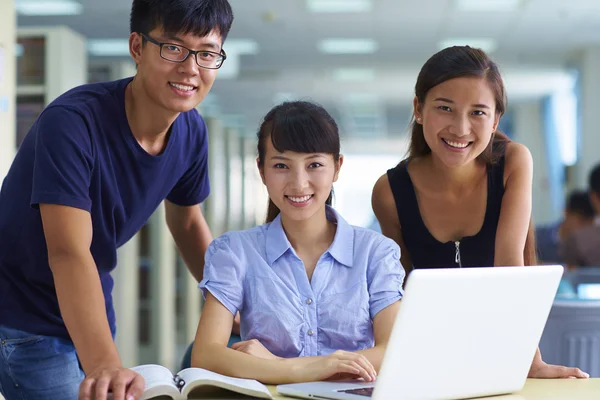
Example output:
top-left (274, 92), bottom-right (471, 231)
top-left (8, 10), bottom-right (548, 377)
top-left (140, 33), bottom-right (226, 70)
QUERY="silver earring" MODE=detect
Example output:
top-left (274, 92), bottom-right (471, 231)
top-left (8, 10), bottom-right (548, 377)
top-left (417, 117), bottom-right (422, 122)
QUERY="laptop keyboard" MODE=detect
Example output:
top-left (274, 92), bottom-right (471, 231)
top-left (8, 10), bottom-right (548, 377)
top-left (337, 387), bottom-right (374, 397)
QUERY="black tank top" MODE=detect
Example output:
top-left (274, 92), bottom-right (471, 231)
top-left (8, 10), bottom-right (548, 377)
top-left (386, 152), bottom-right (506, 269)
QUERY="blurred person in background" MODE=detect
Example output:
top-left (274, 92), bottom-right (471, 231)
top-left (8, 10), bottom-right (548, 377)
top-left (536, 190), bottom-right (595, 264)
top-left (561, 163), bottom-right (600, 268)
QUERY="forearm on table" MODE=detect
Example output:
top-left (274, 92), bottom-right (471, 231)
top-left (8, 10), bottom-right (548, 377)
top-left (532, 347), bottom-right (543, 364)
top-left (51, 253), bottom-right (121, 374)
top-left (194, 343), bottom-right (312, 384)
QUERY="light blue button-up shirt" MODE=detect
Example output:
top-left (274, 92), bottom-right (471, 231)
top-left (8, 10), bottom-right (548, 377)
top-left (199, 206), bottom-right (404, 358)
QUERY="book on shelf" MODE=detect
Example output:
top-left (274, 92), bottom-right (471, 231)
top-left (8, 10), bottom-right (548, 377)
top-left (131, 364), bottom-right (273, 400)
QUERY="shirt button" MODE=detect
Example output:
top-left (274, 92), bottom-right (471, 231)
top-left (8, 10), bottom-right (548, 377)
top-left (307, 329), bottom-right (314, 336)
top-left (306, 298), bottom-right (313, 305)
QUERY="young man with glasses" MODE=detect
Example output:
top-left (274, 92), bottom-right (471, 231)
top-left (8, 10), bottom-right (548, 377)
top-left (0, 1), bottom-right (233, 399)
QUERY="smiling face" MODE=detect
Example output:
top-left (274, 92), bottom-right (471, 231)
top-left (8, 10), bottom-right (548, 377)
top-left (259, 138), bottom-right (342, 223)
top-left (414, 76), bottom-right (500, 168)
top-left (130, 27), bottom-right (222, 114)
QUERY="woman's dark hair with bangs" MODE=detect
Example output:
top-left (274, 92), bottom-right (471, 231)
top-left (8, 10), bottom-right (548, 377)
top-left (257, 101), bottom-right (341, 223)
top-left (408, 45), bottom-right (537, 266)
top-left (130, 0), bottom-right (234, 42)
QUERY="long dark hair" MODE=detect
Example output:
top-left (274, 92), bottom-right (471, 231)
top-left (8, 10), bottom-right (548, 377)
top-left (408, 46), bottom-right (537, 266)
top-left (257, 101), bottom-right (341, 223)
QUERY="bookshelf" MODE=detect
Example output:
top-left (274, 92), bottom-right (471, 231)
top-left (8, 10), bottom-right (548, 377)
top-left (16, 26), bottom-right (87, 148)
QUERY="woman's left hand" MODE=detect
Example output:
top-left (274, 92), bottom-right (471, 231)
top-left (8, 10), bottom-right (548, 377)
top-left (231, 339), bottom-right (281, 360)
top-left (528, 359), bottom-right (589, 379)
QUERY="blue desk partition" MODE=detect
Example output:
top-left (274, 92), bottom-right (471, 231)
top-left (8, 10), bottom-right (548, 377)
top-left (539, 299), bottom-right (600, 378)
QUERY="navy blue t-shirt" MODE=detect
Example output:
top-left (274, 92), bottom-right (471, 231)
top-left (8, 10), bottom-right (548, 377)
top-left (0, 77), bottom-right (210, 340)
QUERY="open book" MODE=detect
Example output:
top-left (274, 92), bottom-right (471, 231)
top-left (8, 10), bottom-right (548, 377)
top-left (131, 364), bottom-right (273, 400)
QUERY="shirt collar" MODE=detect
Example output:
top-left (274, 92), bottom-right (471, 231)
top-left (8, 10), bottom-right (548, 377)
top-left (595, 216), bottom-right (600, 226)
top-left (326, 206), bottom-right (354, 267)
top-left (265, 206), bottom-right (354, 268)
top-left (265, 213), bottom-right (291, 266)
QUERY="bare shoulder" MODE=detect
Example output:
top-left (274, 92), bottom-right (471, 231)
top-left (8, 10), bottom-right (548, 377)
top-left (504, 141), bottom-right (533, 183)
top-left (372, 173), bottom-right (396, 217)
top-left (505, 141), bottom-right (533, 172)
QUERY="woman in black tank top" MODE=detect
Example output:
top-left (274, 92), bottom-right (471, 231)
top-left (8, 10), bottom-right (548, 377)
top-left (386, 140), bottom-right (506, 269)
top-left (373, 47), bottom-right (536, 274)
top-left (372, 46), bottom-right (587, 380)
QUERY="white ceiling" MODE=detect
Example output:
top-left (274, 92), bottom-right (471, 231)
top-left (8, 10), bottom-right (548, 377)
top-left (16, 0), bottom-right (600, 136)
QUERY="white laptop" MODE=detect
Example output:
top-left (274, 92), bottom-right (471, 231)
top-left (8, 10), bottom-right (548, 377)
top-left (277, 265), bottom-right (563, 400)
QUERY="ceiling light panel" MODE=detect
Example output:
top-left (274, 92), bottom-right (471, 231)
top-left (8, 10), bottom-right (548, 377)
top-left (16, 0), bottom-right (82, 16)
top-left (225, 39), bottom-right (259, 55)
top-left (455, 0), bottom-right (522, 12)
top-left (318, 38), bottom-right (378, 54)
top-left (307, 0), bottom-right (372, 13)
top-left (333, 68), bottom-right (376, 82)
top-left (88, 39), bottom-right (130, 57)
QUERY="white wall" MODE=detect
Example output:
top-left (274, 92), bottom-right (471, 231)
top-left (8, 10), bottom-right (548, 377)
top-left (0, 0), bottom-right (16, 180)
top-left (577, 48), bottom-right (600, 188)
top-left (512, 102), bottom-right (556, 225)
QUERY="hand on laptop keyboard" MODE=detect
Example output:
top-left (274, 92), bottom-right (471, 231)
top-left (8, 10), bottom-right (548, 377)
top-left (293, 350), bottom-right (377, 383)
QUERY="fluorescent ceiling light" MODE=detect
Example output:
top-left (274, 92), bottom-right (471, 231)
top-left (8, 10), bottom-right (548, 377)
top-left (88, 39), bottom-right (130, 57)
top-left (318, 38), bottom-right (378, 54)
top-left (438, 38), bottom-right (498, 53)
top-left (455, 0), bottom-right (521, 12)
top-left (16, 0), bottom-right (82, 16)
top-left (224, 39), bottom-right (259, 55)
top-left (307, 0), bottom-right (372, 13)
top-left (333, 68), bottom-right (376, 82)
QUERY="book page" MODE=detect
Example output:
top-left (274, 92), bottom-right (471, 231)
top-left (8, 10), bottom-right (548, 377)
top-left (130, 364), bottom-right (182, 400)
top-left (178, 368), bottom-right (272, 399)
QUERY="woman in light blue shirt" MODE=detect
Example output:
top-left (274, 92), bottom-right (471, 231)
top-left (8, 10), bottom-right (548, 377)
top-left (192, 101), bottom-right (404, 384)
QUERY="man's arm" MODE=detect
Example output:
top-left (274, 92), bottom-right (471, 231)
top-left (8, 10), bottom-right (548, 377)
top-left (164, 201), bottom-right (242, 334)
top-left (40, 204), bottom-right (143, 400)
top-left (165, 200), bottom-right (213, 283)
top-left (165, 201), bottom-right (243, 334)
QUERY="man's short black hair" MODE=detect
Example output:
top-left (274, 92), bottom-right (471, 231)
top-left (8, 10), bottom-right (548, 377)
top-left (566, 190), bottom-right (595, 218)
top-left (590, 163), bottom-right (600, 196)
top-left (130, 0), bottom-right (234, 43)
